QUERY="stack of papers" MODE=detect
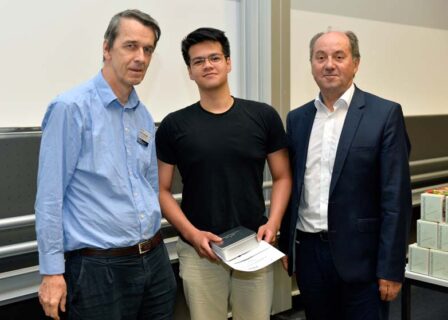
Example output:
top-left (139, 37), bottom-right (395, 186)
top-left (211, 226), bottom-right (285, 272)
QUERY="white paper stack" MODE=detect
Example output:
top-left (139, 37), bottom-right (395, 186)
top-left (438, 223), bottom-right (448, 251)
top-left (408, 189), bottom-right (448, 281)
top-left (421, 193), bottom-right (445, 222)
top-left (446, 198), bottom-right (448, 222)
top-left (409, 243), bottom-right (430, 275)
top-left (417, 219), bottom-right (439, 249)
top-left (429, 249), bottom-right (448, 280)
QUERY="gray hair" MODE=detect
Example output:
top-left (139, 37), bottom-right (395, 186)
top-left (104, 9), bottom-right (161, 50)
top-left (309, 30), bottom-right (360, 61)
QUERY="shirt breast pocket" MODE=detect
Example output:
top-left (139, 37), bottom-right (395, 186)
top-left (136, 134), bottom-right (153, 175)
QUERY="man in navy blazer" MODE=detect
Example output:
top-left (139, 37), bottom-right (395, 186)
top-left (279, 30), bottom-right (412, 319)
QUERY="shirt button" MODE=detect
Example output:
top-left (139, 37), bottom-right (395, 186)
top-left (140, 214), bottom-right (144, 220)
top-left (125, 127), bottom-right (129, 132)
top-left (134, 192), bottom-right (138, 197)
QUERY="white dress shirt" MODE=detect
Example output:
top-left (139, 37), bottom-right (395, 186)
top-left (297, 84), bottom-right (355, 232)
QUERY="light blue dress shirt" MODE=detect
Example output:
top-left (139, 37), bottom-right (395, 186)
top-left (35, 71), bottom-right (161, 275)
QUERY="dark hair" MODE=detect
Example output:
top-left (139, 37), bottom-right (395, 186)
top-left (104, 9), bottom-right (161, 50)
top-left (181, 27), bottom-right (230, 66)
top-left (309, 30), bottom-right (360, 61)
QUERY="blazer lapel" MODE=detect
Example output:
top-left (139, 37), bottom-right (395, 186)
top-left (297, 106), bottom-right (316, 175)
top-left (329, 88), bottom-right (365, 196)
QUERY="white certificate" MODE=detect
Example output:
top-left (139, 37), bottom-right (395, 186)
top-left (220, 240), bottom-right (285, 272)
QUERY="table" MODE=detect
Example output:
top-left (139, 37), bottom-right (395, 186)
top-left (401, 266), bottom-right (448, 320)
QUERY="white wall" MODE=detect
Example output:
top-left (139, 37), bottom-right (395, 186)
top-left (0, 0), bottom-right (241, 127)
top-left (290, 9), bottom-right (448, 115)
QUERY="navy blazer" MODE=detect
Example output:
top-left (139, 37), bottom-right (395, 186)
top-left (279, 87), bottom-right (412, 283)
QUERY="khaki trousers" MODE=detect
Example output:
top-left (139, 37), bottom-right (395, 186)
top-left (177, 238), bottom-right (273, 320)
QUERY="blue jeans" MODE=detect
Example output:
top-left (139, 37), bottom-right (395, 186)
top-left (65, 243), bottom-right (177, 320)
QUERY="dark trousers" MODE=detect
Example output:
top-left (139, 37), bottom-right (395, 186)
top-left (65, 243), bottom-right (177, 320)
top-left (295, 232), bottom-right (389, 320)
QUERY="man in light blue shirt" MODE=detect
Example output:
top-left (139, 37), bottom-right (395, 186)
top-left (35, 9), bottom-right (176, 320)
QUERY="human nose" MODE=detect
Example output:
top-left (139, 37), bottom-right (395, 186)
top-left (202, 57), bottom-right (214, 68)
top-left (324, 57), bottom-right (335, 69)
top-left (134, 47), bottom-right (145, 63)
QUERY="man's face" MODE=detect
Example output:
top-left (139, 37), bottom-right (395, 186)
top-left (187, 41), bottom-right (231, 91)
top-left (103, 18), bottom-right (155, 90)
top-left (311, 32), bottom-right (359, 97)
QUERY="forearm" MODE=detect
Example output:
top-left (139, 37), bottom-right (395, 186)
top-left (35, 195), bottom-right (65, 274)
top-left (159, 189), bottom-right (198, 242)
top-left (265, 148), bottom-right (292, 231)
top-left (35, 177), bottom-right (65, 274)
top-left (159, 189), bottom-right (222, 260)
top-left (267, 175), bottom-right (292, 230)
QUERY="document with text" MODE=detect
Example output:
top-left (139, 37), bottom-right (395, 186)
top-left (220, 240), bottom-right (285, 272)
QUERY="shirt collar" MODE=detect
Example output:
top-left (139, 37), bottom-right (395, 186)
top-left (314, 83), bottom-right (355, 112)
top-left (93, 70), bottom-right (140, 110)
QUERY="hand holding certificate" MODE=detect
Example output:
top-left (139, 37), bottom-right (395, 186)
top-left (211, 226), bottom-right (285, 272)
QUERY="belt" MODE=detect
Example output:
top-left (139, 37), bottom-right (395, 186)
top-left (66, 231), bottom-right (163, 257)
top-left (296, 230), bottom-right (329, 242)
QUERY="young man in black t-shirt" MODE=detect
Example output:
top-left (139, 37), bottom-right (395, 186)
top-left (156, 28), bottom-right (291, 320)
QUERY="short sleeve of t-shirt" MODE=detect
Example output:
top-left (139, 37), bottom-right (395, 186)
top-left (155, 114), bottom-right (177, 165)
top-left (262, 104), bottom-right (287, 154)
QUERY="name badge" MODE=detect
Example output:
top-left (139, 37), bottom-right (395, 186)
top-left (137, 129), bottom-right (150, 146)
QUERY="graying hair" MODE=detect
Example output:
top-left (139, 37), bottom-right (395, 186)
top-left (309, 30), bottom-right (360, 61)
top-left (104, 9), bottom-right (161, 50)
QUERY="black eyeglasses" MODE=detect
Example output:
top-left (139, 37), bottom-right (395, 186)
top-left (190, 53), bottom-right (226, 68)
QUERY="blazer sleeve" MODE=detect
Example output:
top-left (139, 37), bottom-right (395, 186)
top-left (376, 104), bottom-right (412, 282)
top-left (279, 112), bottom-right (294, 254)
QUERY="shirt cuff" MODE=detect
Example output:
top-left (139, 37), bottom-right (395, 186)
top-left (38, 252), bottom-right (65, 275)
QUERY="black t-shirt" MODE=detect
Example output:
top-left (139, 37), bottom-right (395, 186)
top-left (156, 98), bottom-right (287, 235)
